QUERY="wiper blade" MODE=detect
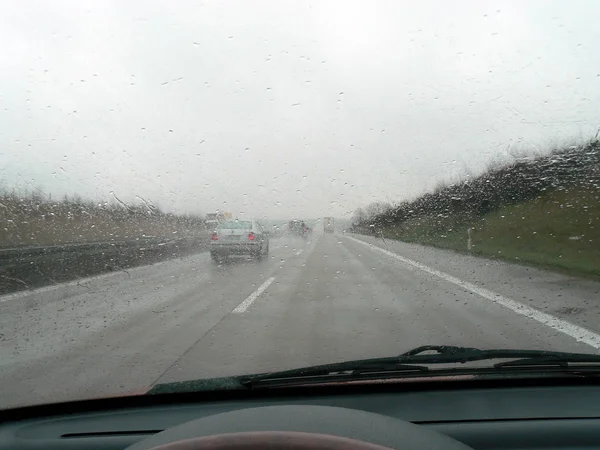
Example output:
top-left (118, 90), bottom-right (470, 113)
top-left (240, 358), bottom-right (429, 387)
top-left (398, 345), bottom-right (600, 367)
top-left (241, 345), bottom-right (600, 387)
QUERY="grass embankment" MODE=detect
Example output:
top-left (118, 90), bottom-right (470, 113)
top-left (0, 191), bottom-right (206, 247)
top-left (0, 191), bottom-right (210, 293)
top-left (384, 186), bottom-right (599, 277)
top-left (364, 142), bottom-right (600, 278)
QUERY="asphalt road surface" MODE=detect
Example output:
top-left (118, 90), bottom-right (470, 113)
top-left (2, 231), bottom-right (600, 409)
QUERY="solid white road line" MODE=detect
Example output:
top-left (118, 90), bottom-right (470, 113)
top-left (345, 235), bottom-right (600, 351)
top-left (232, 277), bottom-right (276, 314)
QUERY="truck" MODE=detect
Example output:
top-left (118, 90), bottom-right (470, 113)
top-left (324, 217), bottom-right (335, 234)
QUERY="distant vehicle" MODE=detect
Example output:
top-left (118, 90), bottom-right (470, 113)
top-left (210, 220), bottom-right (269, 262)
top-left (205, 212), bottom-right (232, 229)
top-left (205, 212), bottom-right (224, 228)
top-left (289, 219), bottom-right (309, 238)
top-left (324, 217), bottom-right (335, 233)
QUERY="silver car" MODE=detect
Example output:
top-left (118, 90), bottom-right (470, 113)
top-left (209, 220), bottom-right (269, 262)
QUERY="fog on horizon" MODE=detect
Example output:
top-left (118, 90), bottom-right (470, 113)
top-left (1, 0), bottom-right (599, 219)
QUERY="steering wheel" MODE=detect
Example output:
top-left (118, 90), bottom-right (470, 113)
top-left (128, 405), bottom-right (474, 450)
top-left (148, 431), bottom-right (399, 449)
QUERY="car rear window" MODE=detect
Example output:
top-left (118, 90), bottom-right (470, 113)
top-left (218, 221), bottom-right (252, 230)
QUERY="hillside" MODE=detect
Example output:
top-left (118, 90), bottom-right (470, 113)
top-left (355, 141), bottom-right (600, 277)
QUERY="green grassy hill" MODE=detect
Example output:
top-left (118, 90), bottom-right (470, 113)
top-left (359, 142), bottom-right (600, 278)
top-left (384, 185), bottom-right (599, 277)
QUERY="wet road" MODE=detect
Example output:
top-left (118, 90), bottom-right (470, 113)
top-left (1, 232), bottom-right (600, 408)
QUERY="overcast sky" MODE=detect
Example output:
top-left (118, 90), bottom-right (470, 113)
top-left (1, 0), bottom-right (599, 219)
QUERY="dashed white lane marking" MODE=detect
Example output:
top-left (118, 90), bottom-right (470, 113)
top-left (232, 277), bottom-right (276, 314)
top-left (345, 235), bottom-right (600, 351)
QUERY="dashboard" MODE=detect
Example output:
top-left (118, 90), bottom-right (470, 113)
top-left (3, 380), bottom-right (600, 449)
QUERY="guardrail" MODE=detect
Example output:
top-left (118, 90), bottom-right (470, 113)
top-left (0, 234), bottom-right (210, 295)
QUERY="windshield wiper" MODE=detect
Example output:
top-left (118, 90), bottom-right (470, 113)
top-left (239, 359), bottom-right (430, 387)
top-left (240, 345), bottom-right (600, 387)
top-left (399, 345), bottom-right (600, 367)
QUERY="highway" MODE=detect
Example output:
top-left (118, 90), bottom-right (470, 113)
top-left (1, 231), bottom-right (600, 409)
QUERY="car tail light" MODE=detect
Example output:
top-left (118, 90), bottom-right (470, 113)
top-left (211, 233), bottom-right (218, 241)
top-left (248, 232), bottom-right (256, 241)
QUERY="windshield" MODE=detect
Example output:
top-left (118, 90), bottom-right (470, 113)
top-left (1, 0), bottom-right (599, 409)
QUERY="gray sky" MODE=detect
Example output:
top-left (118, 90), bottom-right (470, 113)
top-left (1, 0), bottom-right (599, 219)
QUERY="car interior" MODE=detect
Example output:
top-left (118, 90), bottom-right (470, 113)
top-left (2, 1), bottom-right (599, 450)
top-left (3, 378), bottom-right (600, 450)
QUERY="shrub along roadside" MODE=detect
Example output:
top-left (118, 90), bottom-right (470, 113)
top-left (381, 185), bottom-right (599, 277)
top-left (0, 190), bottom-right (211, 294)
top-left (357, 141), bottom-right (600, 278)
top-left (0, 190), bottom-right (207, 247)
